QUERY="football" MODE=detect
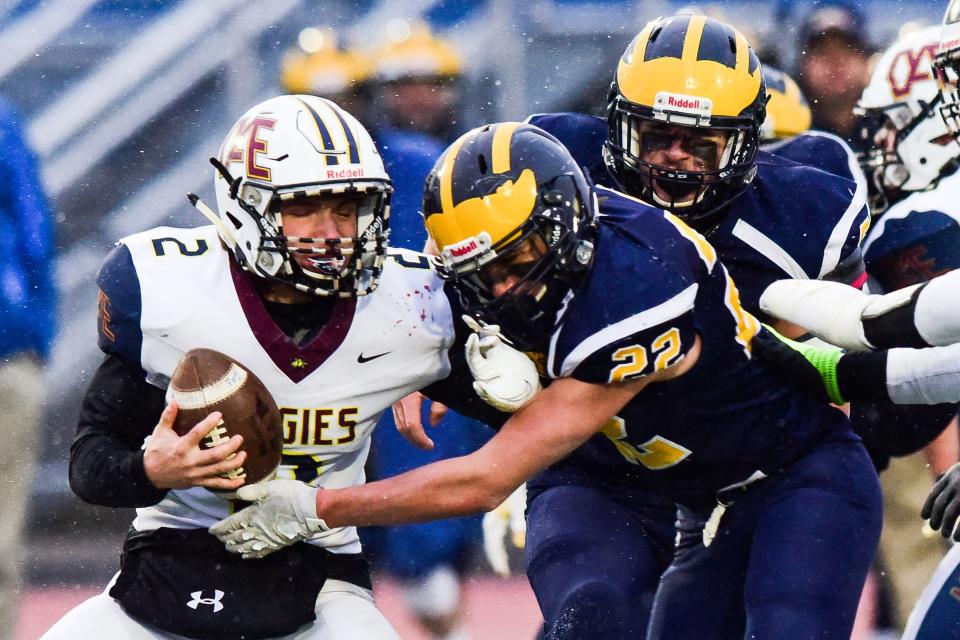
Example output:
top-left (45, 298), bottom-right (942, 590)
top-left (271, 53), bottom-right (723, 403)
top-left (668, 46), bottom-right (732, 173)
top-left (167, 348), bottom-right (283, 486)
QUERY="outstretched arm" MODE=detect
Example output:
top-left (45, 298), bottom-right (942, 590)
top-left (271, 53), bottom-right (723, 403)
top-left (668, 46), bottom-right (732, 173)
top-left (211, 338), bottom-right (701, 556)
top-left (759, 273), bottom-right (960, 351)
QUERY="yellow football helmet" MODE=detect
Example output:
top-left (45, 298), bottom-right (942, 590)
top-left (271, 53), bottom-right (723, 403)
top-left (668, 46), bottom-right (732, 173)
top-left (761, 66), bottom-right (812, 140)
top-left (423, 122), bottom-right (596, 348)
top-left (604, 14), bottom-right (767, 228)
top-left (280, 30), bottom-right (371, 97)
top-left (372, 21), bottom-right (462, 83)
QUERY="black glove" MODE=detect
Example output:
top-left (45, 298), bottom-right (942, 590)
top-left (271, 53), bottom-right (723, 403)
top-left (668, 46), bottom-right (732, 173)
top-left (750, 328), bottom-right (840, 405)
top-left (922, 462), bottom-right (960, 541)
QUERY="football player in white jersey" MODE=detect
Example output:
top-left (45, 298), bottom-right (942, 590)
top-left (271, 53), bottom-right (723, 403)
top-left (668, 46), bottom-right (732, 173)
top-left (761, 4), bottom-right (960, 636)
top-left (40, 95), bottom-right (510, 640)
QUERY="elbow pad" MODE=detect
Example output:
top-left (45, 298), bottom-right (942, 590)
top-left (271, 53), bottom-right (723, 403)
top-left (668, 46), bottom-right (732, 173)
top-left (760, 279), bottom-right (876, 350)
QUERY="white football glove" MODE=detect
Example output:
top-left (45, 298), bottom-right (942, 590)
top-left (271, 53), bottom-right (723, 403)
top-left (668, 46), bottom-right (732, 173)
top-left (463, 315), bottom-right (542, 413)
top-left (209, 479), bottom-right (328, 559)
top-left (482, 484), bottom-right (527, 577)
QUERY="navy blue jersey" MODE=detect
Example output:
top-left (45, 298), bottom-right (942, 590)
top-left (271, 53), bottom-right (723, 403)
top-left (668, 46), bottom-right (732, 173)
top-left (538, 188), bottom-right (854, 503)
top-left (527, 113), bottom-right (869, 321)
top-left (863, 170), bottom-right (960, 293)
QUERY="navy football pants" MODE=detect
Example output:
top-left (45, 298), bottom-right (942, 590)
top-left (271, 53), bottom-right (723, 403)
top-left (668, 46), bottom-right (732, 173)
top-left (648, 440), bottom-right (883, 639)
top-left (524, 484), bottom-right (676, 640)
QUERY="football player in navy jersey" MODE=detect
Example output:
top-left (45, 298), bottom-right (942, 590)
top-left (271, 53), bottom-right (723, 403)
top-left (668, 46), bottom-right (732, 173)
top-left (527, 14), bottom-right (869, 333)
top-left (213, 121), bottom-right (883, 640)
top-left (501, 15), bottom-right (869, 636)
top-left (385, 15), bottom-right (873, 637)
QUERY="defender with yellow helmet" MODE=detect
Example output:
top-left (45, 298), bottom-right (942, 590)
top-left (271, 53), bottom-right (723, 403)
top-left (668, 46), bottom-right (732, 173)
top-left (423, 122), bottom-right (596, 349)
top-left (604, 14), bottom-right (767, 226)
top-left (298, 119), bottom-right (882, 640)
top-left (761, 66), bottom-right (813, 140)
top-left (528, 13), bottom-right (868, 329)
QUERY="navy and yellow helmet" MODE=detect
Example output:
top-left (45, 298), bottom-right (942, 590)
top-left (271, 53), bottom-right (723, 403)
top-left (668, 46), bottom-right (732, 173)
top-left (423, 122), bottom-right (597, 348)
top-left (761, 66), bottom-right (812, 140)
top-left (604, 14), bottom-right (767, 228)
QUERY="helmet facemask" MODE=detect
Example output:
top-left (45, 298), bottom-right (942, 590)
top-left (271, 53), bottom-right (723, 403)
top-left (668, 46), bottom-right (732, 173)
top-left (855, 93), bottom-right (958, 215)
top-left (436, 174), bottom-right (595, 350)
top-left (213, 157), bottom-right (391, 298)
top-left (605, 92), bottom-right (761, 231)
top-left (935, 47), bottom-right (960, 142)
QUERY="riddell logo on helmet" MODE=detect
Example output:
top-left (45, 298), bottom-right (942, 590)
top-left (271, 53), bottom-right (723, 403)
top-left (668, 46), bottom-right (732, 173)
top-left (326, 167), bottom-right (365, 179)
top-left (449, 240), bottom-right (478, 257)
top-left (653, 92), bottom-right (713, 123)
top-left (667, 95), bottom-right (701, 109)
top-left (443, 232), bottom-right (492, 266)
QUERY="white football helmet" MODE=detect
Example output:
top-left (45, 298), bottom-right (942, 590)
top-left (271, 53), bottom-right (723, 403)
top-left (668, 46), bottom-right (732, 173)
top-left (856, 25), bottom-right (960, 214)
top-left (211, 95), bottom-right (392, 297)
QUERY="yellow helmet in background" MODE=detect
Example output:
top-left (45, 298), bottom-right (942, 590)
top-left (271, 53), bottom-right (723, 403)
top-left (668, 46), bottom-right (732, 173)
top-left (604, 14), bottom-right (767, 228)
top-left (371, 21), bottom-right (462, 83)
top-left (280, 28), bottom-right (371, 96)
top-left (761, 66), bottom-right (812, 140)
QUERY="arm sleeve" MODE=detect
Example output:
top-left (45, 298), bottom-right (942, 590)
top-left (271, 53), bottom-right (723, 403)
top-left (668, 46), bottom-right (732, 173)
top-left (851, 400), bottom-right (959, 471)
top-left (69, 354), bottom-right (169, 507)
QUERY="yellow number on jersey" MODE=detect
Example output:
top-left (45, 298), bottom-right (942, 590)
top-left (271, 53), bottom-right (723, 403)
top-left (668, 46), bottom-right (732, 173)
top-left (600, 417), bottom-right (692, 470)
top-left (609, 346), bottom-right (649, 382)
top-left (609, 327), bottom-right (683, 383)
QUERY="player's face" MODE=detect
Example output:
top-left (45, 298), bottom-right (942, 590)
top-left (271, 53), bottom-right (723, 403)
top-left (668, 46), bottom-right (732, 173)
top-left (478, 235), bottom-right (549, 299)
top-left (279, 194), bottom-right (360, 275)
top-left (636, 121), bottom-right (729, 203)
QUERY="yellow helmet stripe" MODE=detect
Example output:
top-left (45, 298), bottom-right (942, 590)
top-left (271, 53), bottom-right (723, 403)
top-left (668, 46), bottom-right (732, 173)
top-left (492, 122), bottom-right (521, 174)
top-left (681, 15), bottom-right (706, 62)
top-left (734, 31), bottom-right (750, 74)
top-left (439, 132), bottom-right (471, 215)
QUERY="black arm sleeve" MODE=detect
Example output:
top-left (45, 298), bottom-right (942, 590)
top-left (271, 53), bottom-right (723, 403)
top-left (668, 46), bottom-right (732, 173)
top-left (69, 354), bottom-right (169, 507)
top-left (420, 363), bottom-right (510, 430)
top-left (851, 401), bottom-right (959, 472)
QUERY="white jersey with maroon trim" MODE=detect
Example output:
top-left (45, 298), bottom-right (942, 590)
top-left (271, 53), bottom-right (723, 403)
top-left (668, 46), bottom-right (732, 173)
top-left (98, 224), bottom-right (454, 553)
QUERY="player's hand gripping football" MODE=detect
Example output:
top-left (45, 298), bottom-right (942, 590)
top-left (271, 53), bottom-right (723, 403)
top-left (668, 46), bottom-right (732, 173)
top-left (143, 401), bottom-right (247, 492)
top-left (210, 479), bottom-right (328, 559)
top-left (463, 315), bottom-right (542, 413)
top-left (923, 463), bottom-right (960, 541)
top-left (482, 483), bottom-right (527, 576)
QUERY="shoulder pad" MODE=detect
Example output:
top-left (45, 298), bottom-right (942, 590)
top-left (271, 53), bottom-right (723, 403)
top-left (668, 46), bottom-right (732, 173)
top-left (95, 242), bottom-right (143, 364)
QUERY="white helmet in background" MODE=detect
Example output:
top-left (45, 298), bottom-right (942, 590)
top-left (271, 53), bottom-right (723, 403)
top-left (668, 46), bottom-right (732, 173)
top-left (855, 24), bottom-right (960, 213)
top-left (211, 94), bottom-right (392, 297)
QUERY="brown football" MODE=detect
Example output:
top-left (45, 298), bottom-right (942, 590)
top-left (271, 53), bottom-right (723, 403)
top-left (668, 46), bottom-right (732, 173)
top-left (168, 348), bottom-right (283, 486)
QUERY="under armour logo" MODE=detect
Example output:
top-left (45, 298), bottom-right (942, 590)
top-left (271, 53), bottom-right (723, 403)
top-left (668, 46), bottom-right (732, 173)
top-left (187, 590), bottom-right (224, 612)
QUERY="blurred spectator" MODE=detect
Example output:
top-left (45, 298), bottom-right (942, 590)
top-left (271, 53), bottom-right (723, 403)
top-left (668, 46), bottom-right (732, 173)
top-left (795, 1), bottom-right (873, 143)
top-left (371, 21), bottom-right (465, 141)
top-left (281, 26), bottom-right (374, 123)
top-left (0, 96), bottom-right (56, 638)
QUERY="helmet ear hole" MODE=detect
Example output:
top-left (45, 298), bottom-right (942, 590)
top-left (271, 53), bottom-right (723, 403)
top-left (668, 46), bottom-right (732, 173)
top-left (226, 212), bottom-right (244, 229)
top-left (478, 153), bottom-right (488, 174)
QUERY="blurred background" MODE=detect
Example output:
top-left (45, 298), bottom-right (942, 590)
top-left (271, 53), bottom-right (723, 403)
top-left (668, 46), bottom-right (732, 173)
top-left (3, 0), bottom-right (950, 638)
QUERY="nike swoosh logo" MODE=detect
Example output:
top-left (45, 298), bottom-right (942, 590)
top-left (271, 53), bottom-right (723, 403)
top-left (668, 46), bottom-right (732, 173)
top-left (357, 351), bottom-right (392, 363)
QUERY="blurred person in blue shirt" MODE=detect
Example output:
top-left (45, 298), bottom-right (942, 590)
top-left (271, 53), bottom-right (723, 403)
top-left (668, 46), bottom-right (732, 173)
top-left (0, 95), bottom-right (56, 636)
